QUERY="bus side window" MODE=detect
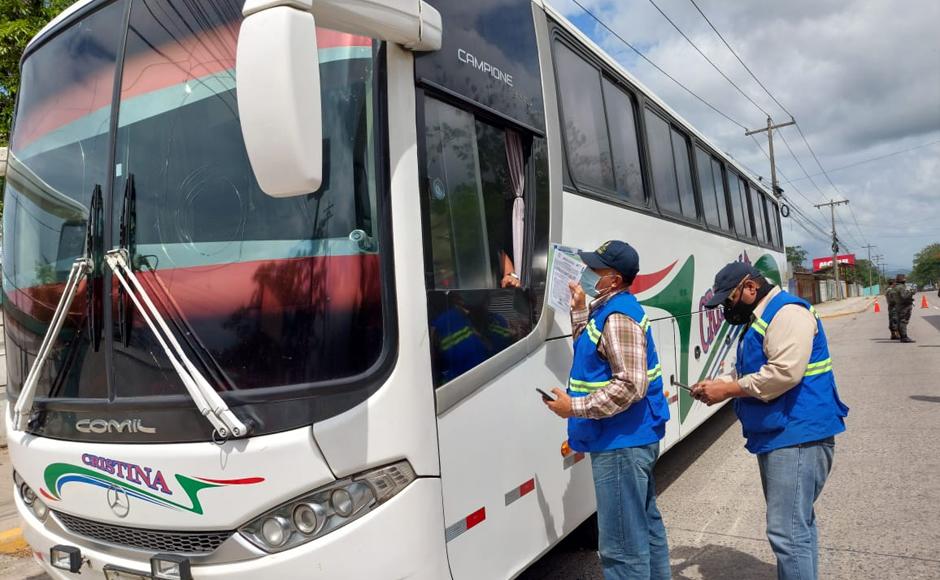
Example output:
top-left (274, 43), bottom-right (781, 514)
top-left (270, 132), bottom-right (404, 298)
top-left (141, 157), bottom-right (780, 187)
top-left (553, 43), bottom-right (615, 193)
top-left (602, 79), bottom-right (646, 205)
top-left (728, 171), bottom-right (748, 238)
top-left (421, 97), bottom-right (539, 387)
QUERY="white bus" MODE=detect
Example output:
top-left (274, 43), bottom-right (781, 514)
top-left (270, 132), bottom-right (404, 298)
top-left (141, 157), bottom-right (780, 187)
top-left (3, 0), bottom-right (785, 578)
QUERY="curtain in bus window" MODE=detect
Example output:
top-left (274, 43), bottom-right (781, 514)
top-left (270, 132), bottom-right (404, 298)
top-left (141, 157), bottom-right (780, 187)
top-left (711, 158), bottom-right (730, 230)
top-left (671, 128), bottom-right (697, 219)
top-left (739, 178), bottom-right (755, 238)
top-left (645, 110), bottom-right (681, 214)
top-left (2, 1), bottom-right (127, 400)
top-left (506, 130), bottom-right (526, 278)
top-left (554, 43), bottom-right (614, 192)
top-left (602, 80), bottom-right (645, 204)
top-left (770, 203), bottom-right (781, 247)
top-left (694, 148), bottom-right (721, 227)
top-left (109, 0), bottom-right (384, 396)
top-left (755, 193), bottom-right (769, 243)
top-left (729, 173), bottom-right (747, 236)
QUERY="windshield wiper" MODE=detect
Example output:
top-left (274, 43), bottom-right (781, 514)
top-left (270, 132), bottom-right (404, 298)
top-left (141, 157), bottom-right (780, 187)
top-left (103, 249), bottom-right (249, 439)
top-left (117, 175), bottom-right (136, 346)
top-left (12, 257), bottom-right (91, 431)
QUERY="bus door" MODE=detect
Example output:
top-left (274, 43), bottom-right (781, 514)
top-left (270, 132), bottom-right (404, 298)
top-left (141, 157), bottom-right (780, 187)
top-left (649, 317), bottom-right (680, 447)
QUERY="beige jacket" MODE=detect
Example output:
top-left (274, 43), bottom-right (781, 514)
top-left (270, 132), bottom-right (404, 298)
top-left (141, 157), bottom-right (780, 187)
top-left (734, 287), bottom-right (818, 402)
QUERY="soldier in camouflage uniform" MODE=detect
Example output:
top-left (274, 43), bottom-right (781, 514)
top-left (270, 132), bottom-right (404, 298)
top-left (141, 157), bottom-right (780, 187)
top-left (885, 279), bottom-right (900, 340)
top-left (895, 274), bottom-right (916, 343)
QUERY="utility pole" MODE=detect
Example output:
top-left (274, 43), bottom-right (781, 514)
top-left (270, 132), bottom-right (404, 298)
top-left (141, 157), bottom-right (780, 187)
top-left (814, 199), bottom-right (850, 300)
top-left (746, 117), bottom-right (796, 198)
top-left (862, 244), bottom-right (877, 290)
top-left (874, 254), bottom-right (886, 289)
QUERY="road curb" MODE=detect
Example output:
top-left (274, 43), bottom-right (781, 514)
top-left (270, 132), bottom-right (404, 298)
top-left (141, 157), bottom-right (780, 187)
top-left (0, 527), bottom-right (28, 555)
top-left (817, 297), bottom-right (877, 320)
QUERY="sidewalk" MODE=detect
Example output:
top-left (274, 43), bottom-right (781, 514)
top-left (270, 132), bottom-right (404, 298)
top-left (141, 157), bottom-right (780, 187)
top-left (812, 295), bottom-right (876, 319)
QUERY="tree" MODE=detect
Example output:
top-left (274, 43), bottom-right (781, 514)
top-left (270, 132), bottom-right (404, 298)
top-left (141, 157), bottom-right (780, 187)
top-left (786, 245), bottom-right (808, 272)
top-left (0, 0), bottom-right (76, 145)
top-left (910, 243), bottom-right (940, 287)
top-left (846, 259), bottom-right (882, 288)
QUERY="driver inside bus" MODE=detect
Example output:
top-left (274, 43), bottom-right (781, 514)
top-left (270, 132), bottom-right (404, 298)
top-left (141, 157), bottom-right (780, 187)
top-left (542, 240), bottom-right (671, 579)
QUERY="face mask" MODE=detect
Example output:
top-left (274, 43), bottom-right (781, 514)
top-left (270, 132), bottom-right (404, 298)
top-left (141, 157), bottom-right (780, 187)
top-left (722, 297), bottom-right (754, 326)
top-left (580, 268), bottom-right (602, 298)
top-left (722, 282), bottom-right (773, 325)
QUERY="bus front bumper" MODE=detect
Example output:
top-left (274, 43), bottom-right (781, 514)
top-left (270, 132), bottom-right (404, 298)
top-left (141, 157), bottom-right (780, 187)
top-left (19, 478), bottom-right (450, 580)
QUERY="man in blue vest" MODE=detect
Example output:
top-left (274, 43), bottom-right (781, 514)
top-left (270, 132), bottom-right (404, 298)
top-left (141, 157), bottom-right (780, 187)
top-left (691, 262), bottom-right (849, 580)
top-left (544, 240), bottom-right (671, 580)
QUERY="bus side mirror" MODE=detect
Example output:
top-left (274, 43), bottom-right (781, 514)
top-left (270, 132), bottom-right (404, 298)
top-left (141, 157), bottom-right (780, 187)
top-left (237, 4), bottom-right (323, 198)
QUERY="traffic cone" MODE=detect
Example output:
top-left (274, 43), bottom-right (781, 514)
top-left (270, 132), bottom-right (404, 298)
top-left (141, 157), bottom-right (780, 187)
top-left (874, 300), bottom-right (881, 313)
top-left (922, 295), bottom-right (930, 309)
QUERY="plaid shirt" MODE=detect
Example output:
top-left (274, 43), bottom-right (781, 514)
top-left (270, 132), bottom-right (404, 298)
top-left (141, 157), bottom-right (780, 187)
top-left (569, 291), bottom-right (650, 419)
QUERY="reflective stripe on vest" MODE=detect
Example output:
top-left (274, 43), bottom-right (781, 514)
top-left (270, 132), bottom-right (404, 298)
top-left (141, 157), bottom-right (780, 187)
top-left (568, 364), bottom-right (662, 393)
top-left (751, 306), bottom-right (833, 377)
top-left (440, 327), bottom-right (473, 351)
top-left (569, 378), bottom-right (610, 393)
top-left (804, 357), bottom-right (833, 376)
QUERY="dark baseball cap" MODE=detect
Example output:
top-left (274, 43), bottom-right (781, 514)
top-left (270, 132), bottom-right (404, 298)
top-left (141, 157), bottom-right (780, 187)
top-left (579, 240), bottom-right (640, 281)
top-left (704, 262), bottom-right (764, 308)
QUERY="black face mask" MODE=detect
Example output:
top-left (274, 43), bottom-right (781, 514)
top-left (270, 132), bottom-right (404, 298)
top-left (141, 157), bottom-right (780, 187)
top-left (722, 298), bottom-right (754, 325)
top-left (722, 282), bottom-right (773, 325)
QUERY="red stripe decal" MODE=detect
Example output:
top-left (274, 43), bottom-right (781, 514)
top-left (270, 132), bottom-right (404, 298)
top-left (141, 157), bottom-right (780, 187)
top-left (39, 488), bottom-right (59, 501)
top-left (632, 261), bottom-right (678, 295)
top-left (465, 507), bottom-right (486, 530)
top-left (519, 479), bottom-right (535, 496)
top-left (194, 476), bottom-right (265, 485)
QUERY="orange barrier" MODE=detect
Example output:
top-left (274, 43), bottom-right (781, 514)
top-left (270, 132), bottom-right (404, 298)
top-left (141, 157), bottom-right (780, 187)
top-left (922, 295), bottom-right (930, 309)
top-left (874, 301), bottom-right (881, 313)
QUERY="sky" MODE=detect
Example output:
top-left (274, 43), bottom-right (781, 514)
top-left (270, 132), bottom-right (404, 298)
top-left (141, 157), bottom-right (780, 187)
top-left (550, 0), bottom-right (940, 274)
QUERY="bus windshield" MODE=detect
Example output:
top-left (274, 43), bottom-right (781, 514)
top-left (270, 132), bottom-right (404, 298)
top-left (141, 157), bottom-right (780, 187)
top-left (3, 0), bottom-right (388, 414)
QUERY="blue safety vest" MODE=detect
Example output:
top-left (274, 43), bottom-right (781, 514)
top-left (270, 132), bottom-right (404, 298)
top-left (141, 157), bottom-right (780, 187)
top-left (734, 290), bottom-right (849, 454)
top-left (431, 307), bottom-right (490, 382)
top-left (567, 292), bottom-right (669, 452)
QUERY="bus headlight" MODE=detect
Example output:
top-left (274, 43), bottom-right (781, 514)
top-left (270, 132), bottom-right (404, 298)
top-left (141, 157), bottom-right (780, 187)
top-left (239, 460), bottom-right (416, 553)
top-left (14, 472), bottom-right (49, 523)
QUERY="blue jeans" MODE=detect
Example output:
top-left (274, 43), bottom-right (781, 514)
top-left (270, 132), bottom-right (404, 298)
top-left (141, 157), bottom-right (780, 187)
top-left (591, 442), bottom-right (671, 580)
top-left (757, 437), bottom-right (835, 580)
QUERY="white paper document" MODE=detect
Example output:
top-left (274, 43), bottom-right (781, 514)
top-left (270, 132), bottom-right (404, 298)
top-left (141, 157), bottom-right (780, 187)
top-left (548, 244), bottom-right (586, 313)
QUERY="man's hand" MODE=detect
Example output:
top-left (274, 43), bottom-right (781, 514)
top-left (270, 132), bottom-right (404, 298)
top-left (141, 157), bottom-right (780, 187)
top-left (544, 387), bottom-right (574, 418)
top-left (690, 379), bottom-right (744, 406)
top-left (500, 273), bottom-right (521, 288)
top-left (569, 281), bottom-right (586, 311)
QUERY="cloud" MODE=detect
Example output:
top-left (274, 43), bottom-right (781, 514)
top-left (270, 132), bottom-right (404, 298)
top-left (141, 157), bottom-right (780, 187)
top-left (550, 0), bottom-right (940, 272)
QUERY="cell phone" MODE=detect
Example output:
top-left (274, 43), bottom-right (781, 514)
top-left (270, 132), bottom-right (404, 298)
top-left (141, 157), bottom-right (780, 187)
top-left (536, 388), bottom-right (556, 402)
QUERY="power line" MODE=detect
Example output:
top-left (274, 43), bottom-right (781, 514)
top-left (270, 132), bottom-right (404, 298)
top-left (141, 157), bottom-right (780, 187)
top-left (680, 0), bottom-right (873, 251)
top-left (685, 0), bottom-right (793, 118)
top-left (787, 139), bottom-right (940, 182)
top-left (644, 0), bottom-right (770, 117)
top-left (777, 131), bottom-right (827, 200)
top-left (569, 0), bottom-right (749, 130)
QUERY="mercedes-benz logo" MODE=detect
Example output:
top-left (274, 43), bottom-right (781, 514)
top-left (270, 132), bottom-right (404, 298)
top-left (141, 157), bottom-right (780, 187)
top-left (107, 485), bottom-right (131, 518)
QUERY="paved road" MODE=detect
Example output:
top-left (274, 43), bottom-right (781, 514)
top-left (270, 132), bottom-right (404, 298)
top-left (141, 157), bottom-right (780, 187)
top-left (3, 295), bottom-right (939, 579)
top-left (520, 293), bottom-right (940, 579)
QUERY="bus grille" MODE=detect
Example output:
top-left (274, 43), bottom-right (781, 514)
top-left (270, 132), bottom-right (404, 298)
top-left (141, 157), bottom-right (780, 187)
top-left (54, 511), bottom-right (233, 554)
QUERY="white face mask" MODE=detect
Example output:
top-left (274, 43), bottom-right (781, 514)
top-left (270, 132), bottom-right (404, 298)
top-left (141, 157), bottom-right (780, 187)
top-left (580, 268), bottom-right (602, 298)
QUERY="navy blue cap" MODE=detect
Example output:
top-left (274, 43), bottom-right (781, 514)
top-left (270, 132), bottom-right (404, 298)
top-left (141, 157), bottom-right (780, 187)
top-left (579, 240), bottom-right (640, 282)
top-left (704, 262), bottom-right (764, 308)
